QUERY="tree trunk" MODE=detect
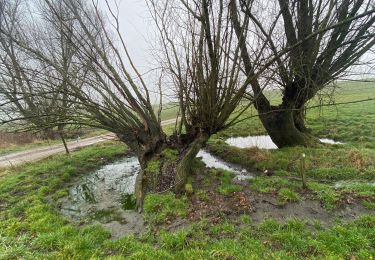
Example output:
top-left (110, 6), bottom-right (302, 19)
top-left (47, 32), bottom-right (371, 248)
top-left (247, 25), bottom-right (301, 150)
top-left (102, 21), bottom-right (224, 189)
top-left (259, 107), bottom-right (319, 148)
top-left (134, 150), bottom-right (178, 212)
top-left (293, 105), bottom-right (311, 133)
top-left (59, 132), bottom-right (70, 154)
top-left (134, 133), bottom-right (209, 212)
top-left (175, 133), bottom-right (209, 193)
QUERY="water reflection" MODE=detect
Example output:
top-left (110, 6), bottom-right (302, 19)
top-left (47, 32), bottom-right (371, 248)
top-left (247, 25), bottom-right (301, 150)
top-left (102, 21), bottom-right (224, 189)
top-left (60, 150), bottom-right (251, 219)
top-left (197, 150), bottom-right (253, 180)
top-left (226, 135), bottom-right (278, 149)
top-left (226, 135), bottom-right (344, 149)
top-left (58, 157), bottom-right (143, 238)
top-left (58, 150), bottom-right (254, 237)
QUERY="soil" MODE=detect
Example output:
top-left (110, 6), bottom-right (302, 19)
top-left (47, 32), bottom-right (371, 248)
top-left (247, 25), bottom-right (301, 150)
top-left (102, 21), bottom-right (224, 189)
top-left (183, 169), bottom-right (373, 230)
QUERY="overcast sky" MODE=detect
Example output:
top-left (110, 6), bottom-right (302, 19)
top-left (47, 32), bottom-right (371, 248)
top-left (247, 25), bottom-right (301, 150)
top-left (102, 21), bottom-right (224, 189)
top-left (106, 0), bottom-right (165, 102)
top-left (115, 0), bottom-right (155, 74)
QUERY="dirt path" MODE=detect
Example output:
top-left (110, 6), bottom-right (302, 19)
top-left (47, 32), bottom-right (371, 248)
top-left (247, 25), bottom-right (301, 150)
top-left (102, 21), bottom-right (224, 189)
top-left (0, 118), bottom-right (177, 168)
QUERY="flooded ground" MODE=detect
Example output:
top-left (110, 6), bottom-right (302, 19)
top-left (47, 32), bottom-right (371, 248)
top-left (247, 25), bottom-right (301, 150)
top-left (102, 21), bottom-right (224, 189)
top-left (58, 150), bottom-right (253, 238)
top-left (226, 135), bottom-right (344, 149)
top-left (197, 150), bottom-right (253, 180)
top-left (57, 157), bottom-right (144, 239)
top-left (226, 135), bottom-right (278, 149)
top-left (334, 180), bottom-right (375, 189)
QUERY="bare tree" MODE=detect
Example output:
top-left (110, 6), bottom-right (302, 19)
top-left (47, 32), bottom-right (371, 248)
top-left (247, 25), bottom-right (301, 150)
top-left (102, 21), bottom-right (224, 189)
top-left (0, 0), bottom-right (87, 154)
top-left (149, 0), bottom-right (255, 191)
top-left (1, 0), bottom-right (213, 209)
top-left (230, 0), bottom-right (375, 147)
top-left (0, 0), bottom-right (259, 210)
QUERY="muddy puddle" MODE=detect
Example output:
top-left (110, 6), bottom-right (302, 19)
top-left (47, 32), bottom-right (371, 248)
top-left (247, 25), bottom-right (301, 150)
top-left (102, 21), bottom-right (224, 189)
top-left (57, 157), bottom-right (144, 239)
top-left (250, 195), bottom-right (373, 226)
top-left (58, 150), bottom-right (252, 238)
top-left (197, 150), bottom-right (253, 180)
top-left (226, 135), bottom-right (344, 149)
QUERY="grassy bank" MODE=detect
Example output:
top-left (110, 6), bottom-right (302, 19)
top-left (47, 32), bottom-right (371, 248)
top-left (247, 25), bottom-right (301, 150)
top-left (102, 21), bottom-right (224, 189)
top-left (1, 142), bottom-right (374, 259)
top-left (0, 81), bottom-right (374, 259)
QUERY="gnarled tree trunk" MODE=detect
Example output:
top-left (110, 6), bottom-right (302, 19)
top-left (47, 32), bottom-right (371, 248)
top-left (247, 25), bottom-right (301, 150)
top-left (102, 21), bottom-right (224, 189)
top-left (134, 133), bottom-right (209, 212)
top-left (293, 105), bottom-right (310, 133)
top-left (258, 105), bottom-right (319, 148)
top-left (175, 133), bottom-right (209, 193)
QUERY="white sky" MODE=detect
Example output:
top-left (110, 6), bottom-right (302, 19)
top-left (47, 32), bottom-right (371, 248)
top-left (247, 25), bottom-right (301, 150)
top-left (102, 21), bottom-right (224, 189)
top-left (111, 0), bottom-right (374, 89)
top-left (116, 0), bottom-right (154, 72)
top-left (105, 0), bottom-right (163, 103)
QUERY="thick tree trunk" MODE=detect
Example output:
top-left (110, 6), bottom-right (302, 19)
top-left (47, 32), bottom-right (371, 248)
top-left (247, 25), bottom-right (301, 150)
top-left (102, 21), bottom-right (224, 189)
top-left (293, 105), bottom-right (311, 133)
top-left (259, 107), bottom-right (319, 148)
top-left (134, 150), bottom-right (178, 212)
top-left (134, 133), bottom-right (209, 212)
top-left (175, 133), bottom-right (209, 193)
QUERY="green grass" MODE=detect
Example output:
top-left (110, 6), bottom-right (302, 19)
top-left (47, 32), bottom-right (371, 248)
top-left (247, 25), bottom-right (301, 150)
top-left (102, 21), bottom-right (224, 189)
top-left (0, 81), bottom-right (375, 259)
top-left (0, 141), bottom-right (374, 258)
top-left (143, 192), bottom-right (188, 224)
top-left (206, 81), bottom-right (375, 210)
top-left (210, 169), bottom-right (242, 195)
top-left (308, 182), bottom-right (339, 210)
top-left (249, 177), bottom-right (301, 193)
top-left (278, 188), bottom-right (301, 204)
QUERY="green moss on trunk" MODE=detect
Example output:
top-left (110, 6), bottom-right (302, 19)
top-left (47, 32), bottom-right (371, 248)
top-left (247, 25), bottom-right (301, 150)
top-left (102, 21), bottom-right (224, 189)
top-left (260, 109), bottom-right (320, 148)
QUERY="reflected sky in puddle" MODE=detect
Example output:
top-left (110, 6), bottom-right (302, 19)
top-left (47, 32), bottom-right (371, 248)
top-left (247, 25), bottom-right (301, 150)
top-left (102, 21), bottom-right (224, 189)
top-left (69, 157), bottom-right (140, 205)
top-left (60, 150), bottom-right (251, 220)
top-left (59, 157), bottom-right (140, 219)
top-left (226, 135), bottom-right (278, 149)
top-left (319, 138), bottom-right (344, 145)
top-left (58, 157), bottom-right (144, 238)
top-left (226, 135), bottom-right (344, 149)
top-left (197, 150), bottom-right (253, 180)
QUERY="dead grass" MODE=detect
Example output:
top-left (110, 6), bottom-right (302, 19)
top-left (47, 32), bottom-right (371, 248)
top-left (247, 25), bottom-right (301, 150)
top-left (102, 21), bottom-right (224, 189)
top-left (0, 132), bottom-right (39, 146)
top-left (348, 149), bottom-right (369, 170)
top-left (247, 147), bottom-right (270, 162)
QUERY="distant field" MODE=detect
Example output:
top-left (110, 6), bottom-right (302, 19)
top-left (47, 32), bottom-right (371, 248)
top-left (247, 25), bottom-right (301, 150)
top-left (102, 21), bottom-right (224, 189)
top-left (1, 80), bottom-right (374, 155)
top-left (218, 80), bottom-right (375, 148)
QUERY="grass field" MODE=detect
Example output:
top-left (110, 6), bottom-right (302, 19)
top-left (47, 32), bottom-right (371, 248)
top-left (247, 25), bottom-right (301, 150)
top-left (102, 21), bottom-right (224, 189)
top-left (0, 81), bottom-right (374, 259)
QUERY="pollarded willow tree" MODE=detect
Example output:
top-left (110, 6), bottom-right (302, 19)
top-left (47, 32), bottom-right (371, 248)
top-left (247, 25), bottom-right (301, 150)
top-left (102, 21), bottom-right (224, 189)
top-left (0, 0), bottom-right (253, 209)
top-left (0, 0), bottom-right (166, 209)
top-left (230, 0), bottom-right (375, 147)
top-left (148, 0), bottom-right (254, 191)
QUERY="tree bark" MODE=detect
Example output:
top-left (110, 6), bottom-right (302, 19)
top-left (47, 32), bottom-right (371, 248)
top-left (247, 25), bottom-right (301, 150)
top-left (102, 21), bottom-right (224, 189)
top-left (259, 107), bottom-right (319, 148)
top-left (59, 132), bottom-right (70, 154)
top-left (175, 133), bottom-right (209, 193)
top-left (293, 105), bottom-right (310, 133)
top-left (134, 133), bottom-right (209, 212)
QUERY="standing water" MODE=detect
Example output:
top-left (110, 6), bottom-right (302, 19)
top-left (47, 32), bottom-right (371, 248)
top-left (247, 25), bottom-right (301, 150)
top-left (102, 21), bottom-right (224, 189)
top-left (226, 135), bottom-right (344, 149)
top-left (197, 150), bottom-right (253, 180)
top-left (58, 150), bottom-right (251, 238)
top-left (58, 157), bottom-right (144, 239)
